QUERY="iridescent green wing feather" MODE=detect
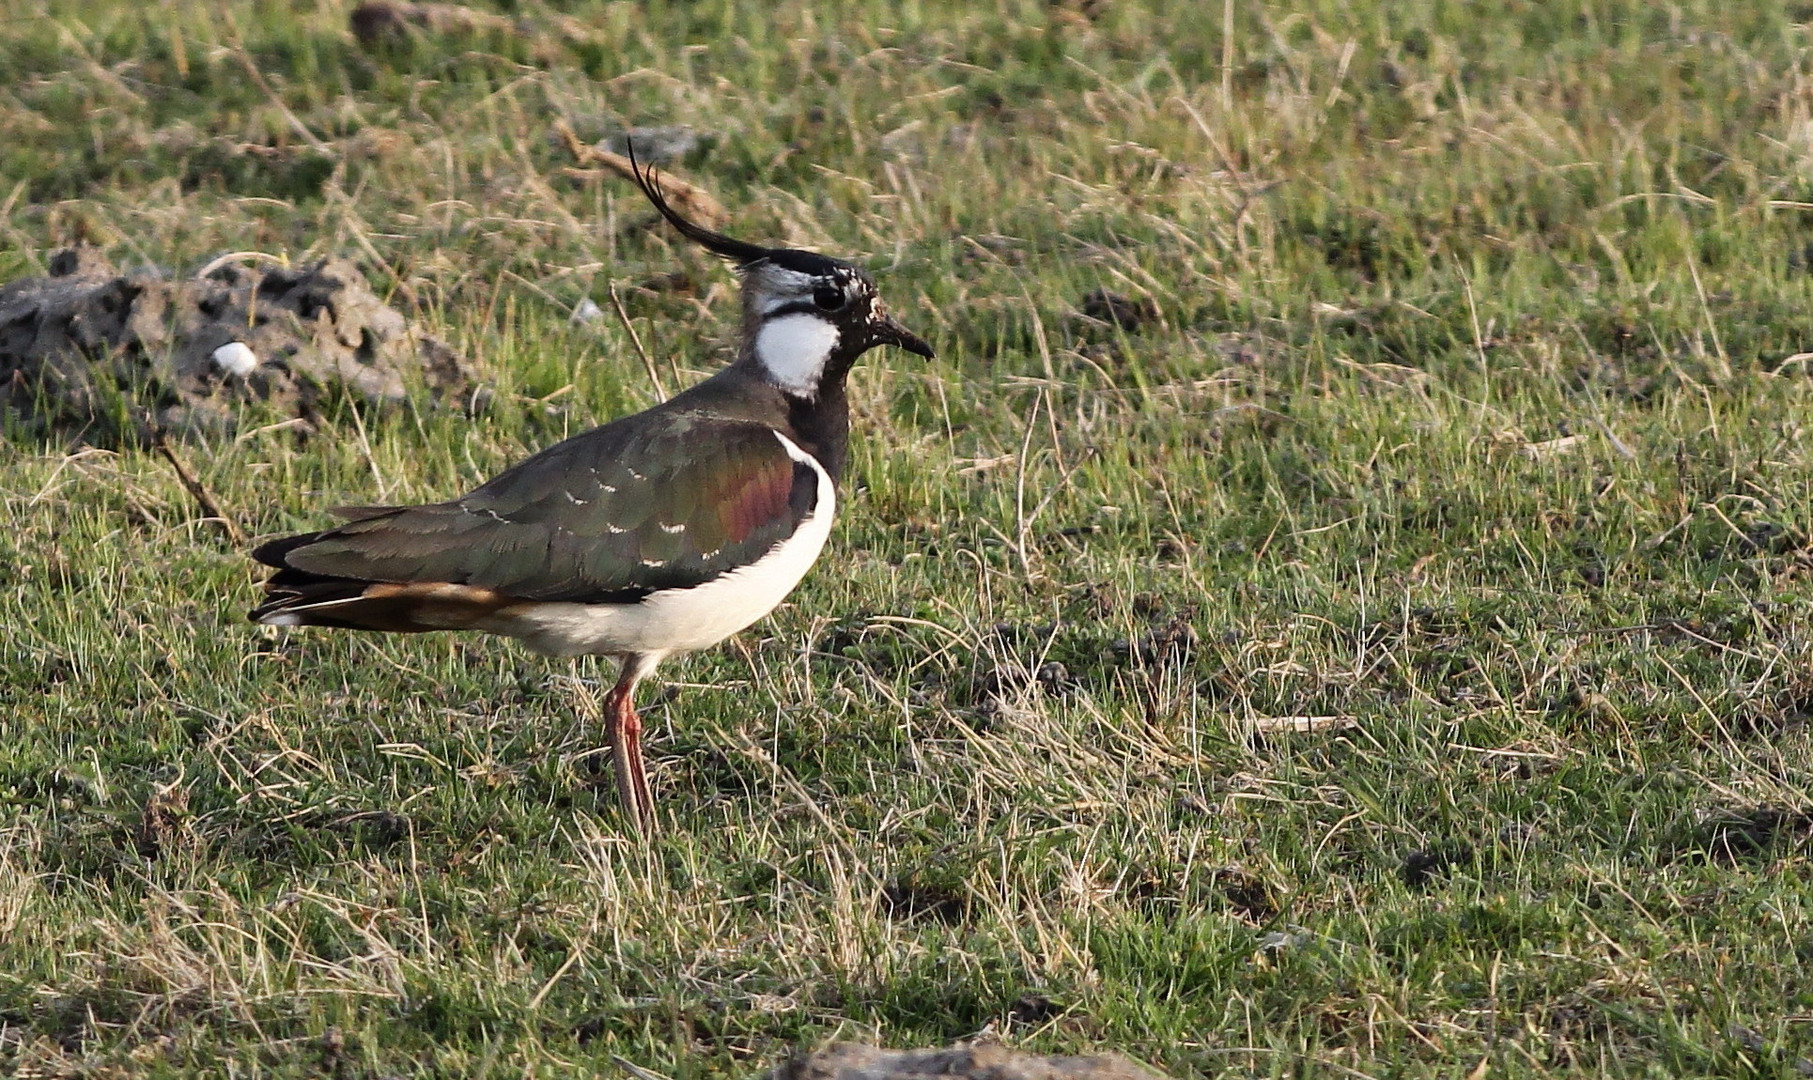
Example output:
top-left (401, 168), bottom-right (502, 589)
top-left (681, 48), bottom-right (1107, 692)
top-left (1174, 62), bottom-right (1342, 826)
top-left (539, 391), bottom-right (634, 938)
top-left (266, 413), bottom-right (817, 602)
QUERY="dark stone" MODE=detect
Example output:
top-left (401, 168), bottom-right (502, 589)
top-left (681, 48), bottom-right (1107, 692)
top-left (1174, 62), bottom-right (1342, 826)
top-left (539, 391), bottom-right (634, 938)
top-left (1401, 844), bottom-right (1473, 889)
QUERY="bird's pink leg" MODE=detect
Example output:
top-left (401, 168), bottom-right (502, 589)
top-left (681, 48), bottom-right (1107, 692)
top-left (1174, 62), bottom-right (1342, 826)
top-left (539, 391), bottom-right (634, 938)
top-left (605, 655), bottom-right (658, 835)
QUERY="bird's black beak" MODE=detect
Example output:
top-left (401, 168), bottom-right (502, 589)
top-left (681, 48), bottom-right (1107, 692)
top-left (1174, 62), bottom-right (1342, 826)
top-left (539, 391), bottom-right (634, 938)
top-left (872, 310), bottom-right (935, 359)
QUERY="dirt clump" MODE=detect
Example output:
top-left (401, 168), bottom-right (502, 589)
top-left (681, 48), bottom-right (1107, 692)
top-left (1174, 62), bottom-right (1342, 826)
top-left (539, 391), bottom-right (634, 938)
top-left (0, 247), bottom-right (473, 444)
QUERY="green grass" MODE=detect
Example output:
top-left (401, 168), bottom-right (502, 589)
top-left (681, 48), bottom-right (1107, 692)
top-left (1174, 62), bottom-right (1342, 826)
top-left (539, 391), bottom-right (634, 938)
top-left (7, 0), bottom-right (1813, 1075)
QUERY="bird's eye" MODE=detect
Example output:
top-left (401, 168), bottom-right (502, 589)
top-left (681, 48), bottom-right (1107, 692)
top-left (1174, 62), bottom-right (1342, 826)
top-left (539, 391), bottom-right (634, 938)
top-left (813, 284), bottom-right (846, 311)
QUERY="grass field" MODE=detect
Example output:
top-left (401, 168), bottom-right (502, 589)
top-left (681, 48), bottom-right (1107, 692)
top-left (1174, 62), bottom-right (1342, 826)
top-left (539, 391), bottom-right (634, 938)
top-left (7, 0), bottom-right (1813, 1075)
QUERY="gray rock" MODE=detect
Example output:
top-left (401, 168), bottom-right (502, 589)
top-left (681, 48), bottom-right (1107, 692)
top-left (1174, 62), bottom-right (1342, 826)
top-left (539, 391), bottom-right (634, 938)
top-left (769, 1043), bottom-right (1167, 1080)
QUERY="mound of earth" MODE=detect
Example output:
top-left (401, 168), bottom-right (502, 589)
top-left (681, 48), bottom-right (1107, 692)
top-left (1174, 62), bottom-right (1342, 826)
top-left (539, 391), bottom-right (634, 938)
top-left (769, 1043), bottom-right (1167, 1080)
top-left (0, 247), bottom-right (474, 444)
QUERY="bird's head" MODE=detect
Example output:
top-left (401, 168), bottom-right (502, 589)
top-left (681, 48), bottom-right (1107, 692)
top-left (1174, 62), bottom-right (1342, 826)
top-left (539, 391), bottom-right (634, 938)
top-left (631, 156), bottom-right (934, 401)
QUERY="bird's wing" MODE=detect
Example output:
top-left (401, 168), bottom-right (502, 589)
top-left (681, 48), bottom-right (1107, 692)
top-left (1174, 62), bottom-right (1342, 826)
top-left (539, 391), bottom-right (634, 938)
top-left (256, 412), bottom-right (821, 604)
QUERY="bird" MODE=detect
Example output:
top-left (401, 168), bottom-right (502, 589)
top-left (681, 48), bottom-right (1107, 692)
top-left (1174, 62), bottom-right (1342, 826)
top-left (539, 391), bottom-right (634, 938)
top-left (248, 157), bottom-right (934, 835)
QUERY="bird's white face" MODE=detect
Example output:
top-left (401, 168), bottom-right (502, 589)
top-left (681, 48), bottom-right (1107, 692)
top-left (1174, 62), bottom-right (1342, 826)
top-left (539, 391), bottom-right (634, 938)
top-left (745, 263), bottom-right (872, 399)
top-left (754, 312), bottom-right (841, 396)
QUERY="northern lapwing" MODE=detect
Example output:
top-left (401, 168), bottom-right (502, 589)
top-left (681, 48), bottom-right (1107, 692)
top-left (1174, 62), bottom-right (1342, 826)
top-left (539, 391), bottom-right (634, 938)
top-left (248, 159), bottom-right (934, 835)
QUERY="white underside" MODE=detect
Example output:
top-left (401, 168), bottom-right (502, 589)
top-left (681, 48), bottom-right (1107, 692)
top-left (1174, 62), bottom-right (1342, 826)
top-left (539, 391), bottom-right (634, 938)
top-left (480, 431), bottom-right (836, 661)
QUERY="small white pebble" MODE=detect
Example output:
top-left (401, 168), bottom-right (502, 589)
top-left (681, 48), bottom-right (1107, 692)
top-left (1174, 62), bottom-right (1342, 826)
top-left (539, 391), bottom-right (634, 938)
top-left (212, 341), bottom-right (258, 377)
top-left (570, 297), bottom-right (604, 324)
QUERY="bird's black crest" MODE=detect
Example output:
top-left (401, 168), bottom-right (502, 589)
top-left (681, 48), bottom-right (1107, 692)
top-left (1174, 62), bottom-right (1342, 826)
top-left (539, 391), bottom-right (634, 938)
top-left (627, 146), bottom-right (861, 281)
top-left (628, 144), bottom-right (772, 268)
